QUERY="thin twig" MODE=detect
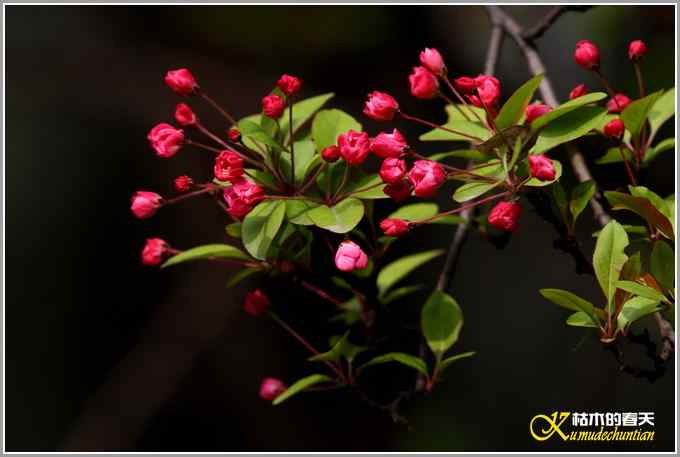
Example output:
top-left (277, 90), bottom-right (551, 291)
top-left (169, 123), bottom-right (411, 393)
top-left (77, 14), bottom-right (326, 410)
top-left (521, 6), bottom-right (593, 42)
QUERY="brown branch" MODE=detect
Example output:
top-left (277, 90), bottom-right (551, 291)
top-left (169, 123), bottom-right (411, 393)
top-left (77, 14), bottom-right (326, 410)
top-left (521, 6), bottom-right (593, 42)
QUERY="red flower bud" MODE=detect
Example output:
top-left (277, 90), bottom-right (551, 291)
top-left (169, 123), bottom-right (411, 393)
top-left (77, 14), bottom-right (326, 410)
top-left (174, 175), bottom-right (194, 192)
top-left (174, 103), bottom-right (197, 126)
top-left (488, 201), bottom-right (522, 232)
top-left (628, 40), bottom-right (648, 61)
top-left (574, 40), bottom-right (600, 70)
top-left (141, 238), bottom-right (167, 266)
top-left (262, 94), bottom-right (285, 118)
top-left (131, 191), bottom-right (163, 219)
top-left (164, 68), bottom-right (198, 96)
top-left (379, 158), bottom-right (407, 184)
top-left (276, 74), bottom-right (302, 96)
top-left (409, 66), bottom-right (439, 99)
top-left (228, 127), bottom-right (241, 142)
top-left (606, 94), bottom-right (632, 113)
top-left (569, 84), bottom-right (588, 100)
top-left (454, 76), bottom-right (476, 94)
top-left (334, 241), bottom-right (368, 272)
top-left (603, 118), bottom-right (625, 138)
top-left (321, 145), bottom-right (341, 162)
top-left (527, 154), bottom-right (556, 181)
top-left (407, 160), bottom-right (446, 197)
top-left (370, 129), bottom-right (408, 158)
top-left (383, 180), bottom-right (412, 202)
top-left (379, 218), bottom-right (410, 237)
top-left (419, 47), bottom-right (445, 75)
top-left (337, 130), bottom-right (370, 165)
top-left (474, 75), bottom-right (501, 107)
top-left (223, 178), bottom-right (265, 219)
top-left (147, 123), bottom-right (184, 158)
top-left (259, 377), bottom-right (286, 401)
top-left (525, 103), bottom-right (552, 124)
top-left (244, 289), bottom-right (270, 316)
top-left (214, 150), bottom-right (244, 182)
top-left (363, 91), bottom-right (399, 122)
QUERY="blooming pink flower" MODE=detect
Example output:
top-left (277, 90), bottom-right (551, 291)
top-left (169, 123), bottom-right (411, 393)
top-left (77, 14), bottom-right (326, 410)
top-left (337, 130), bottom-right (370, 165)
top-left (454, 76), bottom-right (477, 94)
top-left (147, 123), bottom-right (184, 158)
top-left (407, 160), bottom-right (446, 197)
top-left (223, 178), bottom-right (264, 219)
top-left (321, 145), bottom-right (341, 162)
top-left (174, 103), bottom-right (197, 126)
top-left (174, 175), bottom-right (194, 192)
top-left (379, 218), bottom-right (410, 237)
top-left (379, 158), bottom-right (407, 184)
top-left (228, 127), bottom-right (240, 142)
top-left (244, 289), bottom-right (271, 316)
top-left (131, 191), bottom-right (163, 219)
top-left (628, 40), bottom-right (647, 61)
top-left (369, 129), bottom-right (408, 158)
top-left (334, 241), bottom-right (368, 272)
top-left (276, 74), bottom-right (302, 96)
top-left (383, 180), bottom-right (412, 202)
top-left (262, 94), bottom-right (285, 118)
top-left (569, 84), bottom-right (588, 100)
top-left (409, 66), bottom-right (439, 99)
top-left (525, 103), bottom-right (552, 124)
top-left (528, 155), bottom-right (556, 181)
top-left (363, 91), bottom-right (399, 121)
top-left (603, 118), bottom-right (625, 138)
top-left (214, 150), bottom-right (244, 182)
top-left (164, 68), bottom-right (198, 96)
top-left (473, 75), bottom-right (501, 107)
top-left (488, 201), bottom-right (522, 232)
top-left (574, 40), bottom-right (600, 70)
top-left (606, 94), bottom-right (632, 113)
top-left (141, 238), bottom-right (167, 266)
top-left (419, 48), bottom-right (445, 75)
top-left (259, 378), bottom-right (286, 401)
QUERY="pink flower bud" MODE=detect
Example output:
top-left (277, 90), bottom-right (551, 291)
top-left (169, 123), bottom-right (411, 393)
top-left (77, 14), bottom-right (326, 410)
top-left (244, 289), bottom-right (271, 316)
top-left (379, 218), bottom-right (410, 237)
top-left (363, 91), bottom-right (399, 122)
top-left (383, 180), bottom-right (412, 202)
top-left (223, 178), bottom-right (265, 219)
top-left (379, 158), bottom-right (407, 184)
top-left (525, 103), bottom-right (552, 124)
top-left (131, 191), bottom-right (163, 219)
top-left (407, 160), bottom-right (446, 197)
top-left (228, 127), bottom-right (241, 142)
top-left (474, 75), bottom-right (501, 107)
top-left (454, 76), bottom-right (477, 94)
top-left (574, 40), bottom-right (600, 70)
top-left (259, 377), bottom-right (286, 401)
top-left (337, 130), bottom-right (370, 165)
top-left (334, 241), bottom-right (368, 272)
top-left (164, 68), bottom-right (198, 96)
top-left (569, 84), bottom-right (588, 100)
top-left (276, 74), bottom-right (302, 96)
top-left (174, 175), bottom-right (194, 192)
top-left (527, 155), bottom-right (556, 181)
top-left (321, 145), bottom-right (341, 162)
top-left (488, 201), bottom-right (522, 232)
top-left (370, 129), bottom-right (408, 158)
top-left (419, 48), bottom-right (445, 75)
top-left (606, 94), bottom-right (632, 113)
top-left (147, 123), bottom-right (184, 158)
top-left (262, 94), bottom-right (285, 119)
top-left (174, 103), bottom-right (197, 126)
top-left (214, 150), bottom-right (244, 182)
top-left (141, 238), bottom-right (167, 266)
top-left (409, 66), bottom-right (439, 99)
top-left (628, 40), bottom-right (648, 61)
top-left (603, 118), bottom-right (625, 138)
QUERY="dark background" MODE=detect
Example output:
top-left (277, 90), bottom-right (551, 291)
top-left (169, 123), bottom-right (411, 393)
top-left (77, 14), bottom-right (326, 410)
top-left (5, 4), bottom-right (676, 452)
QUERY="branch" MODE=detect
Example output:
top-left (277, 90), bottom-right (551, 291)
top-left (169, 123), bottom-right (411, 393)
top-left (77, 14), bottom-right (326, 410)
top-left (521, 6), bottom-right (593, 42)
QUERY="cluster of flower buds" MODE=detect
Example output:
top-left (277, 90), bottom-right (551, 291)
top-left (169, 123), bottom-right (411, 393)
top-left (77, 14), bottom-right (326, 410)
top-left (223, 178), bottom-right (265, 219)
top-left (260, 74), bottom-right (303, 119)
top-left (455, 75), bottom-right (502, 115)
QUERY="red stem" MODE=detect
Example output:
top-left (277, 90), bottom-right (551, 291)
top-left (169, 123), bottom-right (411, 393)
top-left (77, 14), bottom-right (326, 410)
top-left (412, 190), bottom-right (510, 226)
top-left (399, 112), bottom-right (484, 143)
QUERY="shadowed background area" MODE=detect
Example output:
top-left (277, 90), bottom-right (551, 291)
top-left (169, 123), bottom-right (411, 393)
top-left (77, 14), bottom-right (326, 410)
top-left (5, 5), bottom-right (676, 452)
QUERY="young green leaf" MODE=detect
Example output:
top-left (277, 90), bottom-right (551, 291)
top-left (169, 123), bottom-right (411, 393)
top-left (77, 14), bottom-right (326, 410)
top-left (308, 331), bottom-right (350, 363)
top-left (628, 185), bottom-right (672, 221)
top-left (421, 290), bottom-right (464, 357)
top-left (604, 191), bottom-right (674, 240)
top-left (475, 126), bottom-right (530, 154)
top-left (307, 197), bottom-right (364, 234)
top-left (358, 352), bottom-right (429, 376)
top-left (242, 200), bottom-right (287, 260)
top-left (647, 87), bottom-right (675, 134)
top-left (620, 251), bottom-right (642, 281)
top-left (272, 374), bottom-right (333, 405)
top-left (278, 140), bottom-right (318, 185)
top-left (620, 90), bottom-right (663, 138)
top-left (429, 149), bottom-right (489, 162)
top-left (531, 92), bottom-right (608, 130)
top-left (376, 250), bottom-right (444, 297)
top-left (311, 109), bottom-right (361, 151)
top-left (388, 203), bottom-right (439, 221)
top-left (495, 74), bottom-right (544, 130)
top-left (285, 199), bottom-right (320, 226)
top-left (279, 93), bottom-right (335, 143)
top-left (552, 181), bottom-right (569, 225)
top-left (616, 280), bottom-right (667, 302)
top-left (650, 240), bottom-right (674, 291)
top-left (617, 297), bottom-right (661, 332)
top-left (595, 147), bottom-right (634, 165)
top-left (162, 244), bottom-right (251, 268)
top-left (238, 119), bottom-right (284, 151)
top-left (592, 220), bottom-right (629, 313)
top-left (453, 181), bottom-right (501, 203)
top-left (566, 311), bottom-right (600, 328)
top-left (531, 106), bottom-right (608, 153)
top-left (380, 284), bottom-right (425, 305)
top-left (644, 137), bottom-right (675, 164)
top-left (225, 222), bottom-right (242, 238)
top-left (539, 288), bottom-right (602, 326)
top-left (569, 180), bottom-right (596, 228)
top-left (226, 267), bottom-right (260, 288)
top-left (420, 120), bottom-right (491, 142)
top-left (440, 351), bottom-right (476, 370)
top-left (343, 174), bottom-right (389, 199)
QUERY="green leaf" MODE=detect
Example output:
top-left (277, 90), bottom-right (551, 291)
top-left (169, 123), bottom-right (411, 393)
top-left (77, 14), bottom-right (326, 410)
top-left (376, 250), bottom-right (444, 297)
top-left (429, 149), bottom-right (489, 162)
top-left (539, 289), bottom-right (602, 325)
top-left (242, 200), bottom-right (287, 260)
top-left (311, 109), bottom-right (361, 151)
top-left (648, 88), bottom-right (675, 134)
top-left (162, 244), bottom-right (250, 268)
top-left (440, 351), bottom-right (476, 370)
top-left (604, 191), bottom-right (674, 240)
top-left (620, 90), bottom-right (663, 138)
top-left (421, 290), bottom-right (464, 357)
top-left (343, 174), bottom-right (389, 199)
top-left (358, 352), bottom-right (428, 376)
top-left (307, 197), bottom-right (364, 234)
top-left (475, 126), bottom-right (530, 154)
top-left (452, 181), bottom-right (501, 203)
top-left (308, 331), bottom-right (350, 363)
top-left (531, 92), bottom-right (608, 130)
top-left (552, 181), bottom-right (569, 225)
top-left (650, 240), bottom-right (674, 291)
top-left (432, 215), bottom-right (466, 225)
top-left (495, 74), bottom-right (544, 130)
top-left (420, 121), bottom-right (491, 142)
top-left (596, 147), bottom-right (634, 165)
top-left (444, 103), bottom-right (487, 122)
top-left (569, 180), bottom-right (596, 228)
top-left (531, 106), bottom-right (608, 153)
top-left (316, 160), bottom-right (347, 193)
top-left (644, 137), bottom-right (675, 164)
top-left (238, 119), bottom-right (284, 151)
top-left (226, 267), bottom-right (260, 288)
top-left (592, 225), bottom-right (648, 238)
top-left (225, 222), bottom-right (242, 238)
top-left (628, 185), bottom-right (672, 221)
top-left (279, 93), bottom-right (335, 143)
top-left (616, 280), bottom-right (667, 302)
top-left (278, 140), bottom-right (318, 185)
top-left (566, 311), bottom-right (600, 328)
top-left (388, 203), bottom-right (439, 221)
top-left (380, 284), bottom-right (425, 305)
top-left (285, 199), bottom-right (320, 226)
top-left (617, 297), bottom-right (661, 331)
top-left (592, 220), bottom-right (629, 313)
top-left (620, 251), bottom-right (642, 281)
top-left (331, 275), bottom-right (353, 291)
top-left (272, 373), bottom-right (333, 405)
top-left (524, 160), bottom-right (562, 187)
